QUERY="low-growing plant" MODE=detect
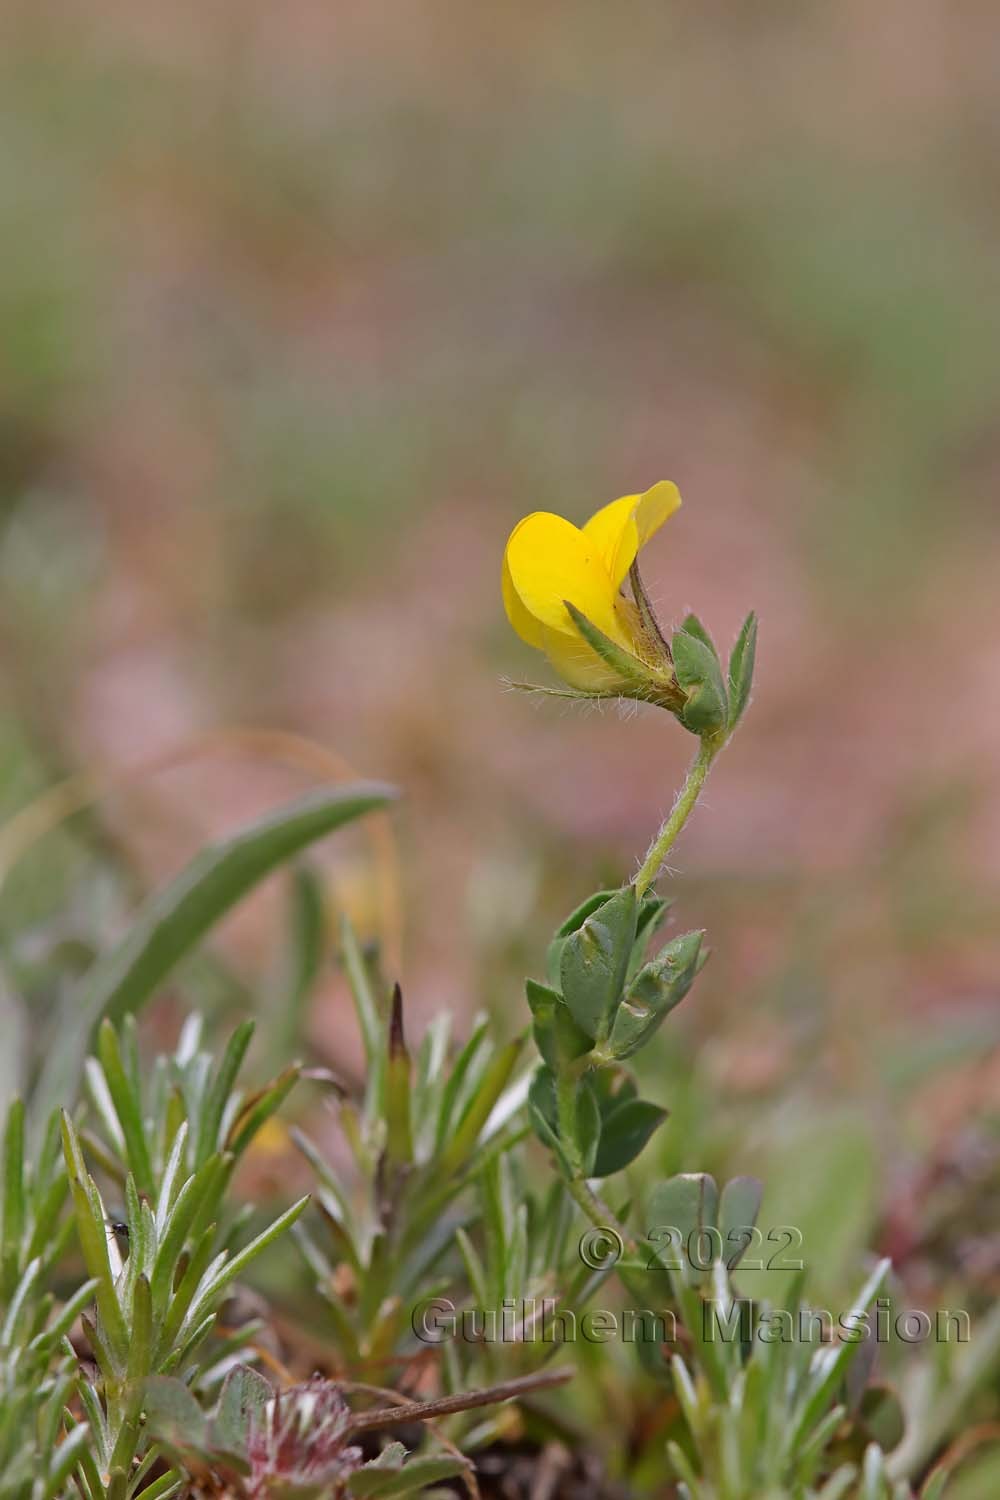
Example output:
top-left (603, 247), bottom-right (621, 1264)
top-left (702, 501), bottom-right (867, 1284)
top-left (0, 484), bottom-right (996, 1497)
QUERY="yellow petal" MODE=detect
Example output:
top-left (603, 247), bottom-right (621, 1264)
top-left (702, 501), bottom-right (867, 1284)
top-left (502, 549), bottom-right (545, 648)
top-left (542, 627), bottom-right (627, 691)
top-left (582, 480), bottom-right (681, 589)
top-left (503, 511), bottom-right (627, 646)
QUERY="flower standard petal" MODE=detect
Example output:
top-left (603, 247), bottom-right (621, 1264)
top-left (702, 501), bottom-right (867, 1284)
top-left (582, 481), bottom-right (682, 589)
top-left (503, 512), bottom-right (627, 647)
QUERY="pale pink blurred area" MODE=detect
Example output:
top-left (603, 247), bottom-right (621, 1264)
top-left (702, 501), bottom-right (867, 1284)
top-left (2, 0), bottom-right (999, 1072)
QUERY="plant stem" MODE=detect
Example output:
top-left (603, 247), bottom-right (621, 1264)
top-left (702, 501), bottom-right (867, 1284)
top-left (555, 1071), bottom-right (583, 1177)
top-left (565, 1176), bottom-right (635, 1255)
top-left (347, 1366), bottom-right (574, 1433)
top-left (634, 737), bottom-right (718, 899)
top-left (565, 1176), bottom-right (658, 1309)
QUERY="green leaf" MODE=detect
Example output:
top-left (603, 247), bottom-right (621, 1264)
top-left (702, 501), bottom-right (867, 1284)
top-left (575, 1076), bottom-right (602, 1177)
top-left (526, 1067), bottom-right (599, 1178)
top-left (60, 1112), bottom-right (130, 1363)
top-left (154, 1222), bottom-right (218, 1362)
top-left (647, 1173), bottom-right (718, 1270)
top-left (1, 1255), bottom-right (42, 1345)
top-left (626, 894), bottom-right (671, 982)
top-left (553, 891), bottom-right (618, 941)
top-left (385, 985), bottom-right (413, 1166)
top-left (527, 1067), bottom-right (573, 1178)
top-left (432, 1016), bottom-right (488, 1155)
top-left (858, 1385), bottom-right (905, 1454)
top-left (132, 1474), bottom-right (187, 1500)
top-left (364, 1441), bottom-right (408, 1470)
top-left (1, 1095), bottom-right (25, 1298)
top-left (560, 885), bottom-right (637, 1041)
top-left (860, 1443), bottom-right (888, 1500)
top-left (143, 1375), bottom-right (209, 1451)
top-left (718, 1175), bottom-right (764, 1270)
top-left (546, 890), bottom-right (616, 985)
top-left (788, 1260), bottom-right (891, 1458)
top-left (120, 1272), bottom-right (153, 1446)
top-left (525, 978), bottom-right (559, 1068)
top-left (97, 1020), bottom-right (155, 1196)
top-left (150, 1154), bottom-right (226, 1317)
top-left (349, 1454), bottom-right (471, 1496)
top-left (225, 1065), bottom-right (299, 1164)
top-left (815, 1465), bottom-right (859, 1500)
top-left (593, 1099), bottom-right (667, 1177)
top-left (194, 1020), bottom-right (255, 1169)
top-left (270, 863), bottom-right (326, 1055)
top-left (919, 1470), bottom-right (949, 1500)
top-left (216, 1364), bottom-right (273, 1453)
top-left (29, 1275), bottom-right (98, 1350)
top-left (679, 612), bottom-right (721, 661)
top-left (438, 1034), bottom-right (525, 1174)
top-left (525, 980), bottom-right (591, 1069)
top-left (187, 1194), bottom-right (310, 1320)
top-left (40, 1424), bottom-right (91, 1500)
top-left (672, 626), bottom-right (728, 736)
top-left (340, 913), bottom-right (385, 1069)
top-left (727, 611), bottom-right (758, 730)
top-left (32, 783), bottom-right (395, 1142)
top-left (609, 930), bottom-right (704, 1059)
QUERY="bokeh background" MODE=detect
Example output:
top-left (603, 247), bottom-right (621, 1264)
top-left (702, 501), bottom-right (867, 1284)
top-left (2, 0), bottom-right (999, 1375)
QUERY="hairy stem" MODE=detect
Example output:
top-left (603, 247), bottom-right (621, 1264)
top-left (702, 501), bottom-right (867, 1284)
top-left (634, 737), bottom-right (717, 899)
top-left (555, 1071), bottom-right (583, 1177)
top-left (565, 1176), bottom-right (635, 1254)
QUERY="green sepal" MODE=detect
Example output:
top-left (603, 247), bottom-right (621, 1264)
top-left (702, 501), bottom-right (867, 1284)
top-left (727, 611), bottom-right (757, 730)
top-left (672, 623), bottom-right (728, 736)
top-left (563, 601), bottom-right (665, 698)
top-left (593, 1098), bottom-right (667, 1178)
top-left (559, 885), bottom-right (637, 1041)
top-left (629, 561), bottom-right (673, 666)
top-left (525, 980), bottom-right (592, 1068)
top-left (608, 930), bottom-right (704, 1059)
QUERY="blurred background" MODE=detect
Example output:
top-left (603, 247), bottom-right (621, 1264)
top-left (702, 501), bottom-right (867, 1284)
top-left (1, 0), bottom-right (998, 1338)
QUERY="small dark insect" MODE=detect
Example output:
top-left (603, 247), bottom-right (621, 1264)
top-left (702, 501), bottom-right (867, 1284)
top-left (106, 1219), bottom-right (130, 1253)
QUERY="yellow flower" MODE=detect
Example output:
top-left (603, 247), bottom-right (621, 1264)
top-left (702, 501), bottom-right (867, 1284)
top-left (502, 480), bottom-right (681, 693)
